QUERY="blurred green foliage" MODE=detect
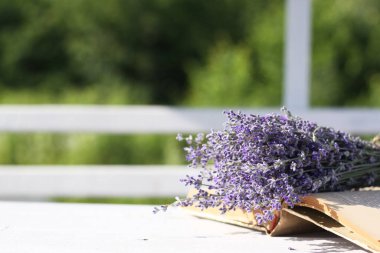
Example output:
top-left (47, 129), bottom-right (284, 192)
top-left (0, 0), bottom-right (263, 105)
top-left (185, 1), bottom-right (284, 106)
top-left (0, 133), bottom-right (185, 164)
top-left (0, 0), bottom-right (379, 165)
top-left (312, 0), bottom-right (380, 107)
top-left (52, 196), bottom-right (176, 205)
top-left (1, 0), bottom-right (379, 107)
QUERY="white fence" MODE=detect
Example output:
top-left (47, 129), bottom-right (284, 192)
top-left (0, 0), bottom-right (379, 199)
top-left (0, 106), bottom-right (379, 199)
top-left (0, 106), bottom-right (379, 134)
top-left (0, 165), bottom-right (193, 199)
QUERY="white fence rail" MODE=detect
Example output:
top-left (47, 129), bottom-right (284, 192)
top-left (0, 165), bottom-right (194, 199)
top-left (0, 106), bottom-right (379, 199)
top-left (0, 105), bottom-right (379, 134)
top-left (284, 0), bottom-right (311, 110)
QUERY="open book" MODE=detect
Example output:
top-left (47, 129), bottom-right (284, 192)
top-left (185, 187), bottom-right (380, 253)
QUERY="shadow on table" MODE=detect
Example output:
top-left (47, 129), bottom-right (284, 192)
top-left (284, 231), bottom-right (370, 253)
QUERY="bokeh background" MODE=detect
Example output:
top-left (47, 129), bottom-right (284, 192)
top-left (0, 0), bottom-right (379, 167)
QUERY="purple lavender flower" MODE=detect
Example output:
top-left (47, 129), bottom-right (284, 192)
top-left (166, 108), bottom-right (380, 225)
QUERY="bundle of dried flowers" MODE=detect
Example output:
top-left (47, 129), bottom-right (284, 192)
top-left (156, 108), bottom-right (380, 225)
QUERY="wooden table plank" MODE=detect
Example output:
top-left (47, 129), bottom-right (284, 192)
top-left (0, 202), bottom-right (367, 253)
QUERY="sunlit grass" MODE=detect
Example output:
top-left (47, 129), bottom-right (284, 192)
top-left (51, 197), bottom-right (177, 205)
top-left (0, 133), bottom-right (186, 165)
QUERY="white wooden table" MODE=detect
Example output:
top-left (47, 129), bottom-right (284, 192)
top-left (0, 202), bottom-right (368, 253)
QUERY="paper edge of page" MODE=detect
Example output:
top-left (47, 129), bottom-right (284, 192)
top-left (183, 188), bottom-right (380, 252)
top-left (299, 190), bottom-right (380, 252)
top-left (284, 206), bottom-right (379, 253)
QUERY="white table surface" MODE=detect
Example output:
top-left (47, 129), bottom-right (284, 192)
top-left (0, 201), bottom-right (369, 253)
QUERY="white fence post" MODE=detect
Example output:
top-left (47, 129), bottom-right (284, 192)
top-left (284, 0), bottom-right (312, 110)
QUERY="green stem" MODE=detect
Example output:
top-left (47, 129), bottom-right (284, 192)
top-left (338, 166), bottom-right (380, 181)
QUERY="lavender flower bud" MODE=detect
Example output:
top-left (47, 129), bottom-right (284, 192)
top-left (162, 109), bottom-right (380, 225)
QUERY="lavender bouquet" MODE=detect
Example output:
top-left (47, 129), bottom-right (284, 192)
top-left (157, 108), bottom-right (380, 225)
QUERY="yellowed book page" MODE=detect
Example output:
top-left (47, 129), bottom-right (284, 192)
top-left (184, 204), bottom-right (266, 232)
top-left (184, 188), bottom-right (318, 234)
top-left (184, 187), bottom-right (380, 252)
top-left (284, 206), bottom-right (378, 253)
top-left (183, 188), bottom-right (265, 231)
top-left (300, 188), bottom-right (380, 252)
